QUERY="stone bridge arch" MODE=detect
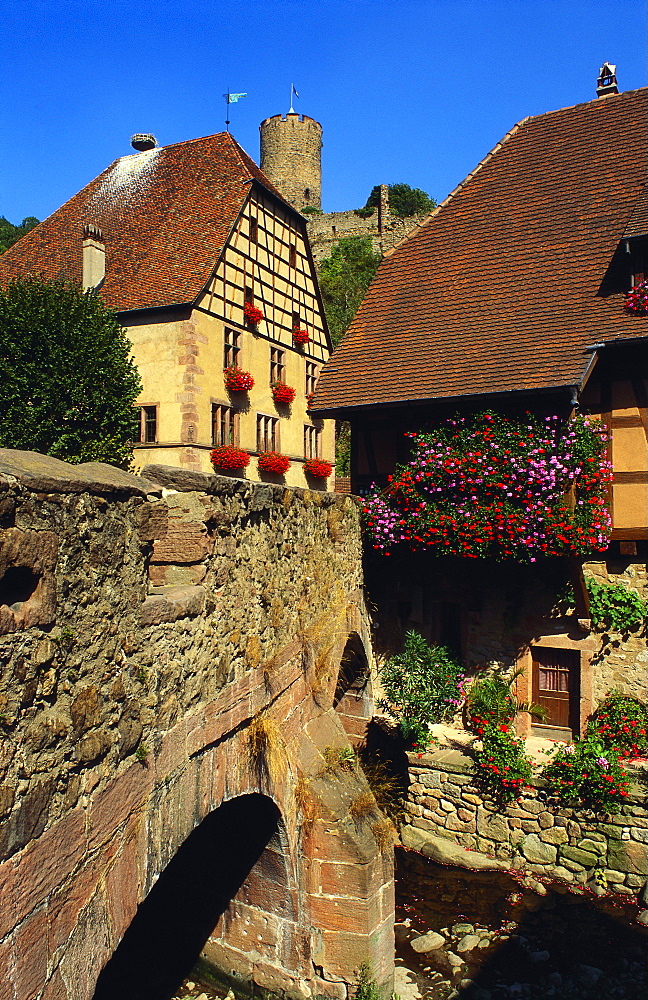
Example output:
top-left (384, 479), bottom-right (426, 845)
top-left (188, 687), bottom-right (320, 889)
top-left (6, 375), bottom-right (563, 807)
top-left (0, 455), bottom-right (394, 1000)
top-left (333, 632), bottom-right (373, 748)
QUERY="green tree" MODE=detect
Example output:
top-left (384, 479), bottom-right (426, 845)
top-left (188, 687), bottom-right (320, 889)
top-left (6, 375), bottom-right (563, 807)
top-left (364, 183), bottom-right (436, 218)
top-left (0, 277), bottom-right (141, 466)
top-left (319, 236), bottom-right (382, 348)
top-left (0, 215), bottom-right (40, 254)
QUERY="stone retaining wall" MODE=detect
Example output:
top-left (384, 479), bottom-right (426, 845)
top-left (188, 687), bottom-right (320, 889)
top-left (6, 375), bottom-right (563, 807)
top-left (404, 749), bottom-right (648, 899)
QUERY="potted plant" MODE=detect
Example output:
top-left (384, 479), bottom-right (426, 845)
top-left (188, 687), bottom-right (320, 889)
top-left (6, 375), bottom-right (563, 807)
top-left (244, 302), bottom-right (264, 326)
top-left (271, 381), bottom-right (296, 405)
top-left (293, 327), bottom-right (309, 346)
top-left (257, 451), bottom-right (291, 475)
top-left (224, 366), bottom-right (254, 391)
top-left (210, 445), bottom-right (250, 471)
top-left (304, 458), bottom-right (333, 479)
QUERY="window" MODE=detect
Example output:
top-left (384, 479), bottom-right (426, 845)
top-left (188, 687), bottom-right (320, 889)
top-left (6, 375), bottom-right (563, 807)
top-left (224, 328), bottom-right (241, 368)
top-left (249, 216), bottom-right (258, 243)
top-left (289, 243), bottom-right (297, 269)
top-left (245, 285), bottom-right (254, 305)
top-left (270, 347), bottom-right (286, 384)
top-left (304, 424), bottom-right (321, 459)
top-left (305, 362), bottom-right (318, 396)
top-left (138, 405), bottom-right (158, 444)
top-left (292, 310), bottom-right (301, 331)
top-left (257, 414), bottom-right (279, 453)
top-left (212, 404), bottom-right (238, 447)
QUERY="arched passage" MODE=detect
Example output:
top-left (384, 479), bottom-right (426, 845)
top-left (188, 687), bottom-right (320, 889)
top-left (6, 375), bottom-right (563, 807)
top-left (333, 632), bottom-right (372, 747)
top-left (92, 794), bottom-right (290, 1000)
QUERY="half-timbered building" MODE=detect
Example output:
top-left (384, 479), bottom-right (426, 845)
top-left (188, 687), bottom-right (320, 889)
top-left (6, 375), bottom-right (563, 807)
top-left (0, 131), bottom-right (335, 487)
top-left (311, 77), bottom-right (648, 735)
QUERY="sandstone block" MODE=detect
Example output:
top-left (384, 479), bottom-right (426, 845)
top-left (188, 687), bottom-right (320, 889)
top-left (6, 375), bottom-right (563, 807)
top-left (141, 585), bottom-right (206, 625)
top-left (560, 845), bottom-right (599, 868)
top-left (539, 827), bottom-right (568, 846)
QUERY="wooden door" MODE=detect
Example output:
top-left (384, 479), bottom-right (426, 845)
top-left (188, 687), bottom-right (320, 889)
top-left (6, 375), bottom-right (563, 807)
top-left (532, 647), bottom-right (580, 733)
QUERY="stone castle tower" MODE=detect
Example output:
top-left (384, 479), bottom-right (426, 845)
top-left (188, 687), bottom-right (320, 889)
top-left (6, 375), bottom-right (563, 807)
top-left (260, 113), bottom-right (322, 212)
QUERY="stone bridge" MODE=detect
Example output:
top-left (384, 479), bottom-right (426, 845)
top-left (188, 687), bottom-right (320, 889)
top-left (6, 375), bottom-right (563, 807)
top-left (0, 452), bottom-right (394, 1000)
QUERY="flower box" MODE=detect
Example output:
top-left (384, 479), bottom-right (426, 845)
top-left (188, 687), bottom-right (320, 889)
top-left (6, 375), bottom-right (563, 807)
top-left (244, 302), bottom-right (264, 326)
top-left (210, 446), bottom-right (250, 471)
top-left (271, 381), bottom-right (296, 405)
top-left (624, 279), bottom-right (648, 315)
top-left (257, 451), bottom-right (291, 475)
top-left (224, 366), bottom-right (254, 391)
top-left (293, 328), bottom-right (309, 346)
top-left (304, 458), bottom-right (333, 479)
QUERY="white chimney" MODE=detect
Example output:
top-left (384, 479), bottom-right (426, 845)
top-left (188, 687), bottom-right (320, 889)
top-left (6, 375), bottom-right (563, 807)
top-left (82, 224), bottom-right (105, 290)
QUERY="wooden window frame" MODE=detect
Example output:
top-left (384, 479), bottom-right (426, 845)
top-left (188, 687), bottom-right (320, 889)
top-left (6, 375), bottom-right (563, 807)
top-left (211, 403), bottom-right (239, 448)
top-left (257, 413), bottom-right (279, 453)
top-left (305, 361), bottom-right (319, 396)
top-left (249, 215), bottom-right (258, 244)
top-left (270, 347), bottom-right (286, 384)
top-left (224, 328), bottom-right (241, 369)
top-left (304, 424), bottom-right (321, 460)
top-left (289, 243), bottom-right (297, 269)
top-left (140, 405), bottom-right (158, 444)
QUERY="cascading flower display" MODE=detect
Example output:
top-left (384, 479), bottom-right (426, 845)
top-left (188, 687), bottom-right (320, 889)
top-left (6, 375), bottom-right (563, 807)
top-left (624, 279), bottom-right (648, 315)
top-left (243, 302), bottom-right (264, 326)
top-left (257, 451), bottom-right (291, 475)
top-left (293, 327), bottom-right (309, 346)
top-left (224, 366), bottom-right (254, 391)
top-left (209, 445), bottom-right (250, 470)
top-left (362, 412), bottom-right (612, 561)
top-left (271, 381), bottom-right (296, 405)
top-left (304, 458), bottom-right (333, 479)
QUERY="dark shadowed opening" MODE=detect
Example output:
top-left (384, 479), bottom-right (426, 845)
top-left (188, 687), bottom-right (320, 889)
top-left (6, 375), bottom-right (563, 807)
top-left (0, 565), bottom-right (39, 607)
top-left (92, 793), bottom-right (280, 1000)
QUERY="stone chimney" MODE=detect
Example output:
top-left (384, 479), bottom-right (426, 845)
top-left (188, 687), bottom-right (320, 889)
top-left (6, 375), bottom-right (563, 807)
top-left (378, 184), bottom-right (390, 233)
top-left (82, 224), bottom-right (105, 290)
top-left (596, 62), bottom-right (619, 98)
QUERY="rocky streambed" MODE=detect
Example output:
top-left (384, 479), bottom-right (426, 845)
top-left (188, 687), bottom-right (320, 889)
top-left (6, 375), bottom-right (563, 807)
top-left (396, 846), bottom-right (648, 1000)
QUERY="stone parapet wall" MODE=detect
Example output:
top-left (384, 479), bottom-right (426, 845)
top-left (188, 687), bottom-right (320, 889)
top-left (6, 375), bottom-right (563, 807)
top-left (306, 211), bottom-right (427, 264)
top-left (404, 749), bottom-right (648, 899)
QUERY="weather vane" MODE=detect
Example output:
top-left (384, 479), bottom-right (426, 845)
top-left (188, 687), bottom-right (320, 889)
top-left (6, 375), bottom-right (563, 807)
top-left (223, 90), bottom-right (247, 131)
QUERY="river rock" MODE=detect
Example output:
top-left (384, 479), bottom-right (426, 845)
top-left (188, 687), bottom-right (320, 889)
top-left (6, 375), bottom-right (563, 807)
top-left (410, 931), bottom-right (446, 952)
top-left (574, 965), bottom-right (603, 986)
top-left (451, 922), bottom-right (475, 936)
top-left (457, 934), bottom-right (480, 953)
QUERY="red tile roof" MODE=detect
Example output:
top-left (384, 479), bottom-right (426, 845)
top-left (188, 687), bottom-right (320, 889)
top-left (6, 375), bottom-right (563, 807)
top-left (0, 132), bottom-right (290, 313)
top-left (312, 88), bottom-right (648, 414)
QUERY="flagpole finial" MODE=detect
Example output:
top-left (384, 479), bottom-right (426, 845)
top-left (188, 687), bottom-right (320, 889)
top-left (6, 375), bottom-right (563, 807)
top-left (288, 83), bottom-right (299, 115)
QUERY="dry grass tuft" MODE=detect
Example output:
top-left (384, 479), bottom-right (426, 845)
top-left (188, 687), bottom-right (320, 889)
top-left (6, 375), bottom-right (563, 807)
top-left (349, 790), bottom-right (377, 825)
top-left (320, 744), bottom-right (356, 775)
top-left (370, 817), bottom-right (398, 852)
top-left (356, 746), bottom-right (406, 824)
top-left (248, 714), bottom-right (287, 787)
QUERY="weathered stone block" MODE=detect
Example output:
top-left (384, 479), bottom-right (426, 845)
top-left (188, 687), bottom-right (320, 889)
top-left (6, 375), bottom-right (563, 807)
top-left (560, 846), bottom-right (598, 868)
top-left (141, 585), bottom-right (206, 625)
top-left (521, 834), bottom-right (557, 864)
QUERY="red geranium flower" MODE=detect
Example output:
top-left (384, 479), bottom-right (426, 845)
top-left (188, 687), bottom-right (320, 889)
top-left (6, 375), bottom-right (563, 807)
top-left (258, 451), bottom-right (291, 475)
top-left (293, 328), bottom-right (309, 346)
top-left (243, 302), bottom-right (264, 326)
top-left (271, 381), bottom-right (296, 405)
top-left (304, 458), bottom-right (334, 479)
top-left (210, 446), bottom-right (250, 470)
top-left (224, 366), bottom-right (254, 391)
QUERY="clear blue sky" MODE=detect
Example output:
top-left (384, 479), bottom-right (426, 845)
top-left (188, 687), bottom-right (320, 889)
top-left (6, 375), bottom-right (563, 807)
top-left (2, 0), bottom-right (646, 225)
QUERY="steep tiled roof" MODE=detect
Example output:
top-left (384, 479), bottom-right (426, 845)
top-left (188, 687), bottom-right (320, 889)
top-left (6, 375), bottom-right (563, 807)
top-left (0, 132), bottom-right (290, 313)
top-left (313, 88), bottom-right (648, 414)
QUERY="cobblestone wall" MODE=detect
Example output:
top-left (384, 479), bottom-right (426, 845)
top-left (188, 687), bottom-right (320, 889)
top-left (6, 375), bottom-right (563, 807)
top-left (404, 749), bottom-right (648, 899)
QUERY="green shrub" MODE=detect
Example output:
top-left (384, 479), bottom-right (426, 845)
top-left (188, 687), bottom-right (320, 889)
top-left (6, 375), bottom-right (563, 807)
top-left (465, 666), bottom-right (545, 735)
top-left (474, 723), bottom-right (533, 804)
top-left (379, 631), bottom-right (465, 748)
top-left (542, 734), bottom-right (629, 814)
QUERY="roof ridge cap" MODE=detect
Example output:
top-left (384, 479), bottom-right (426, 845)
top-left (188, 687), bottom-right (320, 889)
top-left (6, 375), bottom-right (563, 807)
top-left (523, 86), bottom-right (648, 124)
top-left (383, 118), bottom-right (530, 259)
